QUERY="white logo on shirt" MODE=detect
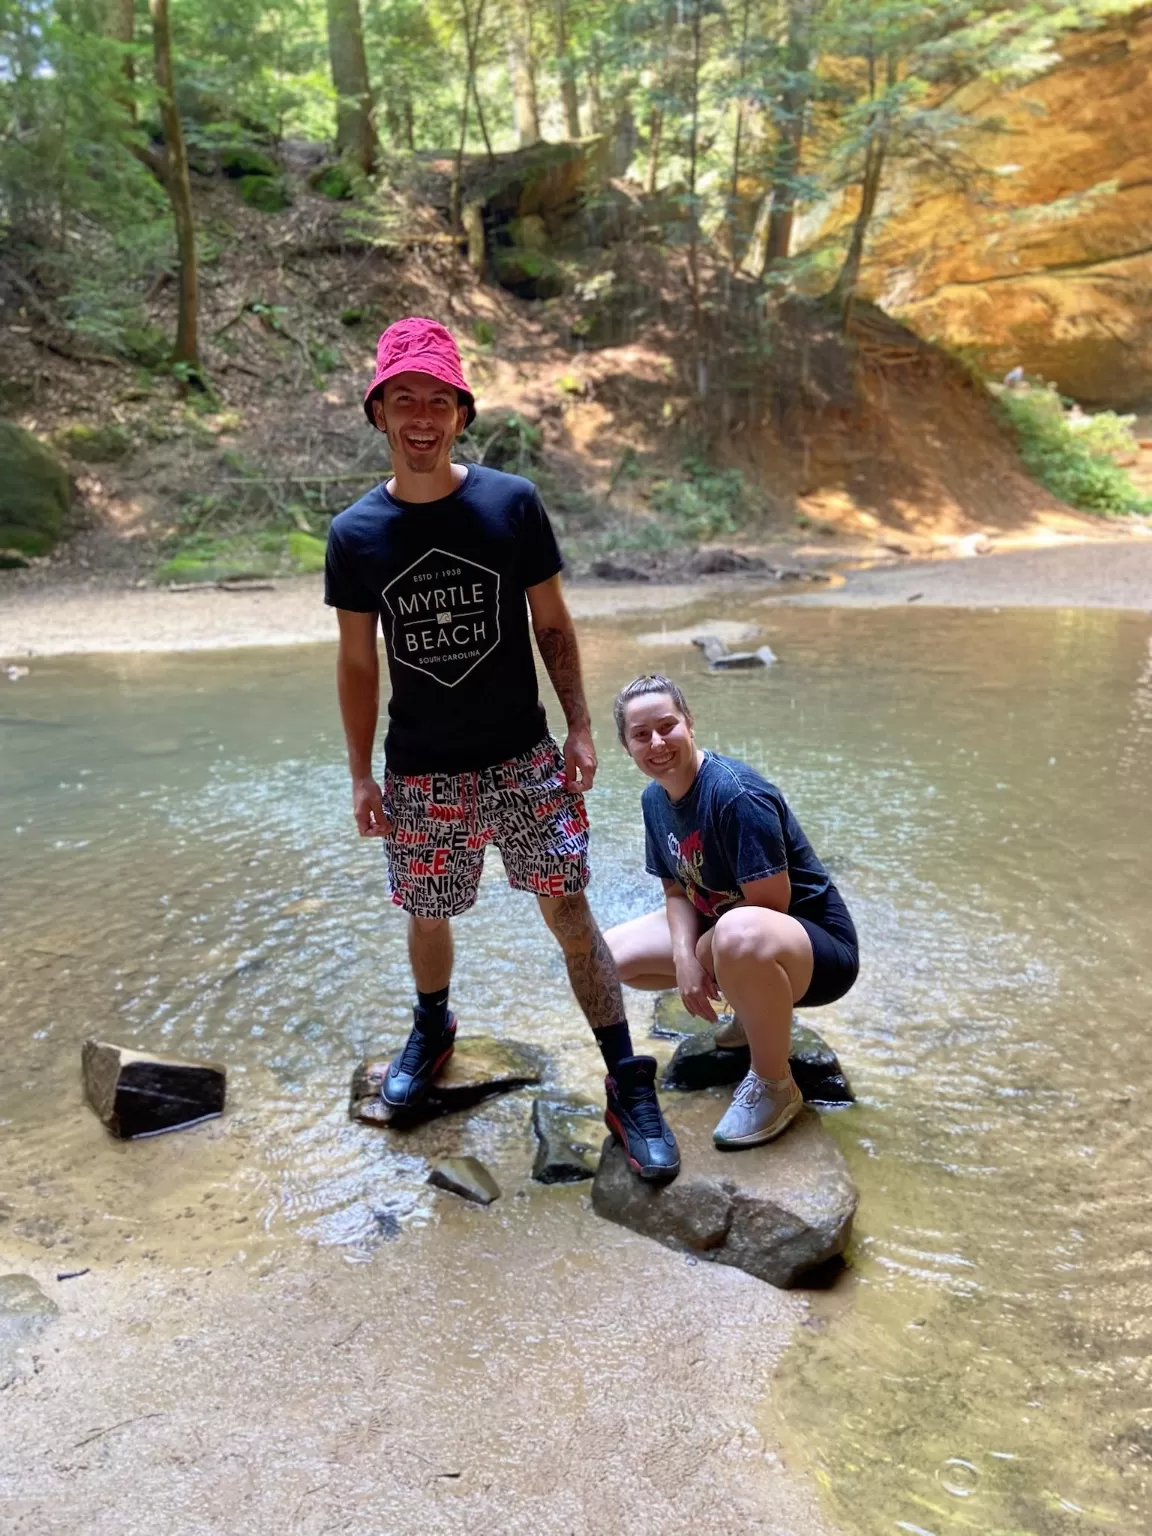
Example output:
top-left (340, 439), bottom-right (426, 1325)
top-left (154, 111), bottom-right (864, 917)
top-left (382, 547), bottom-right (501, 688)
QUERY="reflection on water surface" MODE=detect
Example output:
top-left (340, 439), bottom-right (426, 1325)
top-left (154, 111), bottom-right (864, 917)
top-left (2, 602), bottom-right (1150, 1534)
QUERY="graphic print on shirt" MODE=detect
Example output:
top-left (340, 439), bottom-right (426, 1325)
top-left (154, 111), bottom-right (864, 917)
top-left (381, 546), bottom-right (501, 688)
top-left (667, 828), bottom-right (741, 919)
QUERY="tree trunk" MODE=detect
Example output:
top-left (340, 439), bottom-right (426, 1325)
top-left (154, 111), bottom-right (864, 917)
top-left (586, 58), bottom-right (604, 134)
top-left (460, 0), bottom-right (494, 163)
top-left (687, 0), bottom-right (704, 396)
top-left (506, 1), bottom-right (540, 147)
top-left (325, 0), bottom-right (378, 174)
top-left (105, 0), bottom-right (135, 117)
top-left (830, 132), bottom-right (885, 320)
top-left (740, 192), bottom-right (773, 280)
top-left (148, 0), bottom-right (199, 370)
top-left (830, 50), bottom-right (895, 322)
top-left (725, 0), bottom-right (753, 269)
top-left (645, 107), bottom-right (662, 194)
top-left (556, 0), bottom-right (580, 138)
top-left (764, 0), bottom-right (814, 268)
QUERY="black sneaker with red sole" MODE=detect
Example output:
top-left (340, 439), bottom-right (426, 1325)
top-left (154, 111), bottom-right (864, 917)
top-left (604, 1054), bottom-right (680, 1183)
top-left (382, 1010), bottom-right (457, 1109)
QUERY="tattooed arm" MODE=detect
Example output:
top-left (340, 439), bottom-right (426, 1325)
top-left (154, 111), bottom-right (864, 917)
top-left (526, 574), bottom-right (596, 791)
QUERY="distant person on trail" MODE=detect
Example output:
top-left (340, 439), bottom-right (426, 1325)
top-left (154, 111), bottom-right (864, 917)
top-left (605, 675), bottom-right (859, 1149)
top-left (324, 318), bottom-right (680, 1184)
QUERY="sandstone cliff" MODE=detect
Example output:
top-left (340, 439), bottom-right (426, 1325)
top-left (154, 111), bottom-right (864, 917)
top-left (836, 6), bottom-right (1152, 407)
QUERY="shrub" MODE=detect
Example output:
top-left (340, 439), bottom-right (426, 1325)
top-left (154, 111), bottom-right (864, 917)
top-left (220, 146), bottom-right (278, 179)
top-left (52, 423), bottom-right (132, 461)
top-left (999, 386), bottom-right (1151, 518)
top-left (239, 174), bottom-right (292, 212)
top-left (649, 457), bottom-right (749, 539)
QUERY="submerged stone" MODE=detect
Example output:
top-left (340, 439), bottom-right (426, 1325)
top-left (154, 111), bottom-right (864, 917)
top-left (82, 1038), bottom-right (226, 1139)
top-left (0, 1274), bottom-right (59, 1390)
top-left (591, 1098), bottom-right (857, 1288)
top-left (660, 1013), bottom-right (854, 1105)
top-left (349, 1035), bottom-right (544, 1128)
top-left (427, 1156), bottom-right (501, 1206)
top-left (531, 1096), bottom-right (603, 1184)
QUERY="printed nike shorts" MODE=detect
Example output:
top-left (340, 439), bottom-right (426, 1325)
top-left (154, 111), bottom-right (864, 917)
top-left (382, 736), bottom-right (591, 919)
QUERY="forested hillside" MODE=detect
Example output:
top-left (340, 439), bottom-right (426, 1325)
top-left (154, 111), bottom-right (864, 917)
top-left (1, 0), bottom-right (1148, 580)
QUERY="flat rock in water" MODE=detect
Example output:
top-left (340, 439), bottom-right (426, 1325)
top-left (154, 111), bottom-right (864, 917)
top-left (591, 1098), bottom-right (857, 1288)
top-left (349, 1035), bottom-right (544, 1127)
top-left (531, 1096), bottom-right (603, 1184)
top-left (660, 1013), bottom-right (854, 1104)
top-left (82, 1038), bottom-right (226, 1139)
top-left (0, 1274), bottom-right (59, 1391)
top-left (427, 1156), bottom-right (501, 1206)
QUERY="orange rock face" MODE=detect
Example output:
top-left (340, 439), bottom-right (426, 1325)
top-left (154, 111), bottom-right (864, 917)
top-left (846, 8), bottom-right (1152, 405)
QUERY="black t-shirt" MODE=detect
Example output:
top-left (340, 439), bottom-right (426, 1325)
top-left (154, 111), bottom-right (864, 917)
top-left (643, 751), bottom-right (831, 924)
top-left (324, 464), bottom-right (563, 773)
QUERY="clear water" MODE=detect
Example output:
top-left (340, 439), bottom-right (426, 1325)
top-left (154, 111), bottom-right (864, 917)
top-left (2, 600), bottom-right (1150, 1533)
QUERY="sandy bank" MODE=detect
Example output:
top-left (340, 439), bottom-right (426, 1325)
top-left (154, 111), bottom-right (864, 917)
top-left (1, 1189), bottom-right (837, 1536)
top-left (1, 535), bottom-right (1150, 661)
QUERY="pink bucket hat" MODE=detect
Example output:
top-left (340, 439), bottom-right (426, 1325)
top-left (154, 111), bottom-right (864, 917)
top-left (363, 317), bottom-right (476, 430)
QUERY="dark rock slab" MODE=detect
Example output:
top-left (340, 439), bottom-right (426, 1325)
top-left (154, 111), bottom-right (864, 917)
top-left (693, 635), bottom-right (777, 670)
top-left (427, 1156), bottom-right (501, 1206)
top-left (660, 1014), bottom-right (854, 1105)
top-left (0, 1274), bottom-right (59, 1390)
top-left (531, 1096), bottom-right (603, 1184)
top-left (591, 1098), bottom-right (856, 1287)
top-left (349, 1035), bottom-right (544, 1128)
top-left (82, 1038), bottom-right (226, 1139)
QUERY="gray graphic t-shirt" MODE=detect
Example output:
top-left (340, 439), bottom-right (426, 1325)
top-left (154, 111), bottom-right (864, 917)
top-left (325, 465), bottom-right (563, 772)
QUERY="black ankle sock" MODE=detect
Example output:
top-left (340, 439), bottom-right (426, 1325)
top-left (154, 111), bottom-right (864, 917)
top-left (416, 986), bottom-right (450, 1035)
top-left (594, 1021), bottom-right (633, 1074)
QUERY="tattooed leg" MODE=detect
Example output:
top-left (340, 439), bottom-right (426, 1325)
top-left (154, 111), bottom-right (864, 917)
top-left (536, 892), bottom-right (626, 1030)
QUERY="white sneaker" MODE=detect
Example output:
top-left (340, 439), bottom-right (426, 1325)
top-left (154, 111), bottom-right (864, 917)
top-left (712, 1071), bottom-right (803, 1148)
top-left (712, 1013), bottom-right (747, 1048)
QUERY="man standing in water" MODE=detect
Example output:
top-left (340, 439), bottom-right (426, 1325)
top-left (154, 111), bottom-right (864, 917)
top-left (325, 317), bottom-right (679, 1182)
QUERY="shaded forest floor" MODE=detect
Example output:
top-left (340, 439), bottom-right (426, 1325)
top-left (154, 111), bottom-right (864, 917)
top-left (1, 155), bottom-right (1142, 595)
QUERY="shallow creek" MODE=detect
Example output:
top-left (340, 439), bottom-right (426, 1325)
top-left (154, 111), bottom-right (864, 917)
top-left (2, 599), bottom-right (1150, 1534)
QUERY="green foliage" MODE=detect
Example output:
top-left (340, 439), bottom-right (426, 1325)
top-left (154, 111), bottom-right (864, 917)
top-left (649, 455), bottom-right (750, 540)
top-left (220, 146), bottom-right (279, 179)
top-left (310, 163), bottom-right (358, 200)
top-left (340, 306), bottom-right (365, 325)
top-left (999, 385), bottom-right (1152, 518)
top-left (238, 174), bottom-right (292, 211)
top-left (287, 530), bottom-right (327, 571)
top-left (52, 423), bottom-right (132, 462)
top-left (0, 420), bottom-right (70, 555)
top-left (156, 526), bottom-right (328, 583)
top-left (461, 410), bottom-right (543, 475)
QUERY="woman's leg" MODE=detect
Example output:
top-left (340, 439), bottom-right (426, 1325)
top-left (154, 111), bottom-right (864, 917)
top-left (703, 907), bottom-right (814, 1080)
top-left (604, 910), bottom-right (677, 991)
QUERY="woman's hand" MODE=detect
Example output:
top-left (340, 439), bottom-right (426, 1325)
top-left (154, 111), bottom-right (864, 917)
top-left (675, 953), bottom-right (721, 1022)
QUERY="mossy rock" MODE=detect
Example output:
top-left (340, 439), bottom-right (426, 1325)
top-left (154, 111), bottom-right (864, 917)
top-left (0, 421), bottom-right (69, 556)
top-left (492, 245), bottom-right (566, 301)
top-left (239, 174), bottom-right (292, 212)
top-left (52, 423), bottom-right (132, 462)
top-left (220, 146), bottom-right (278, 179)
top-left (310, 163), bottom-right (357, 201)
top-left (287, 531), bottom-right (326, 573)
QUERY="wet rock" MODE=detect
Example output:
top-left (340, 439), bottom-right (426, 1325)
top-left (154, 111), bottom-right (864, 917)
top-left (349, 1035), bottom-right (544, 1128)
top-left (427, 1156), bottom-right (501, 1206)
top-left (687, 549), bottom-right (769, 576)
top-left (531, 1096), bottom-right (603, 1184)
top-left (591, 1099), bottom-right (856, 1287)
top-left (660, 1013), bottom-right (854, 1105)
top-left (82, 1038), bottom-right (226, 1139)
top-left (694, 635), bottom-right (777, 670)
top-left (0, 1274), bottom-right (59, 1390)
top-left (589, 557), bottom-right (651, 582)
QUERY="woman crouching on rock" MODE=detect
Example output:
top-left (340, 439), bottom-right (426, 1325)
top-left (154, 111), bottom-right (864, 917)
top-left (605, 674), bottom-right (858, 1149)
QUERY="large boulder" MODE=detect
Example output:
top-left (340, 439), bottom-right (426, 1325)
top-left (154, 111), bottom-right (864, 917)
top-left (0, 421), bottom-right (69, 556)
top-left (349, 1035), bottom-right (544, 1127)
top-left (804, 8), bottom-right (1152, 404)
top-left (82, 1039), bottom-right (226, 1138)
top-left (595, 1099), bottom-right (860, 1290)
top-left (592, 1096), bottom-right (857, 1288)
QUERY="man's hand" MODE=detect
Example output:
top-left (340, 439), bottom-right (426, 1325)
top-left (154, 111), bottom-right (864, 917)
top-left (675, 953), bottom-right (721, 1023)
top-left (563, 726), bottom-right (597, 792)
top-left (352, 775), bottom-right (393, 837)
